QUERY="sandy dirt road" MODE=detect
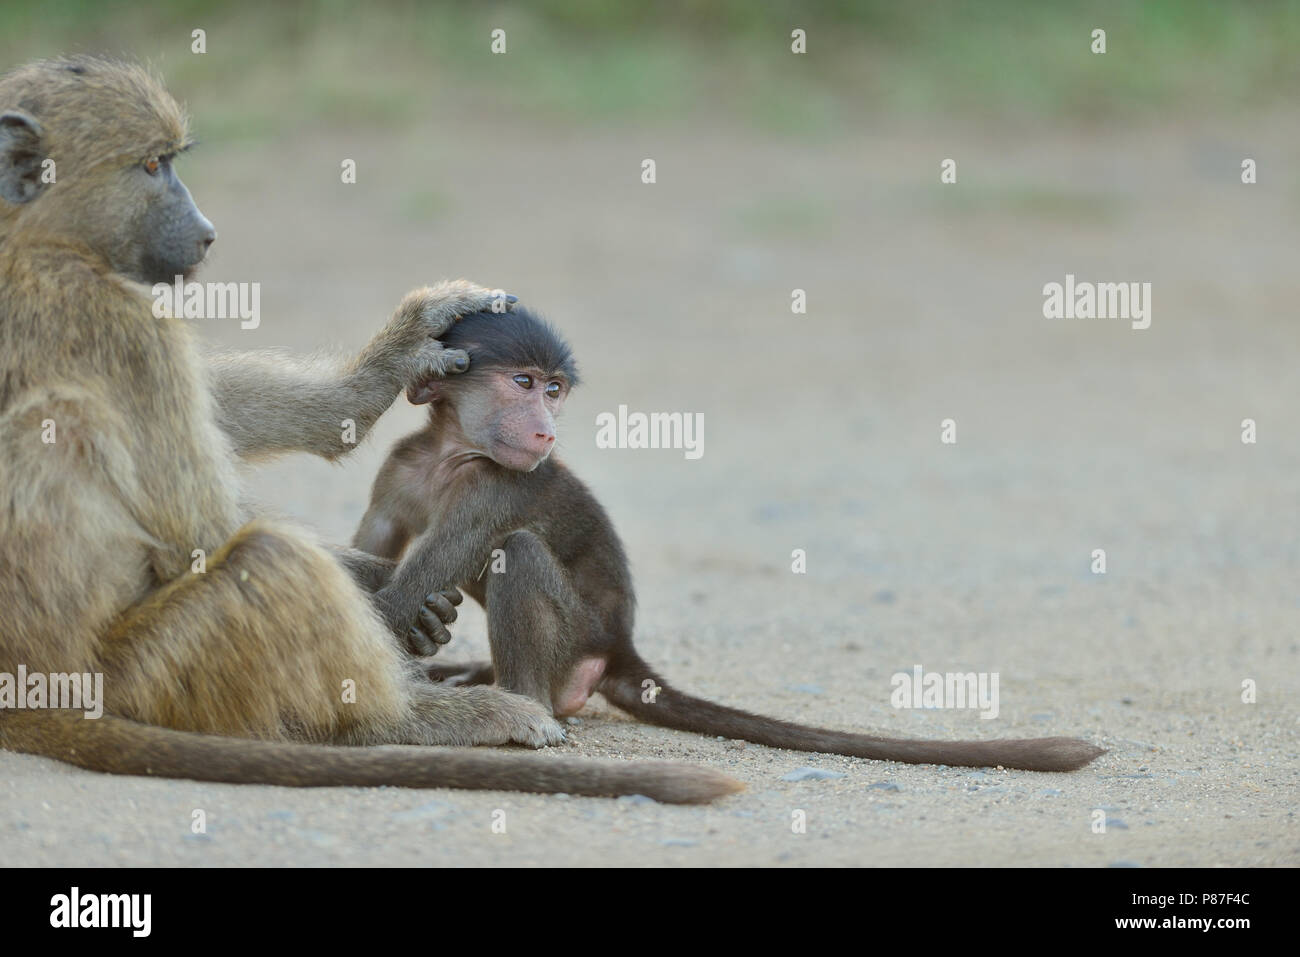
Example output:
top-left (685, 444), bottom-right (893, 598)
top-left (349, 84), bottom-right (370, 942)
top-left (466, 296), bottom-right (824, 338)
top-left (2, 104), bottom-right (1296, 866)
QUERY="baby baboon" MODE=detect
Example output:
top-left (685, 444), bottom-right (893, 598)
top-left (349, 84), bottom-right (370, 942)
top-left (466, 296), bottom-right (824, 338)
top-left (0, 55), bottom-right (740, 804)
top-left (357, 309), bottom-right (1105, 773)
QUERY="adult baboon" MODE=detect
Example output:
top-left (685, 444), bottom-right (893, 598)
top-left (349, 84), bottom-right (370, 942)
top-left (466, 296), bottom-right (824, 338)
top-left (0, 55), bottom-right (739, 804)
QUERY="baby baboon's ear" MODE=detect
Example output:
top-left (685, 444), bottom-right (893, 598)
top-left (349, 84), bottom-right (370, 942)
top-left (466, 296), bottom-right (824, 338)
top-left (0, 110), bottom-right (47, 205)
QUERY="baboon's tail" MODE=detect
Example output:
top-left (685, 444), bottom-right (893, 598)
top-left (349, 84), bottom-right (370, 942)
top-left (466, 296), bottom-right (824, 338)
top-left (0, 710), bottom-right (743, 804)
top-left (600, 659), bottom-right (1103, 773)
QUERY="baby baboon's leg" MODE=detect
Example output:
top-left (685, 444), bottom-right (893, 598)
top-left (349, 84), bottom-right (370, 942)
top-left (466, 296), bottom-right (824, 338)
top-left (97, 520), bottom-right (561, 747)
top-left (484, 530), bottom-right (596, 716)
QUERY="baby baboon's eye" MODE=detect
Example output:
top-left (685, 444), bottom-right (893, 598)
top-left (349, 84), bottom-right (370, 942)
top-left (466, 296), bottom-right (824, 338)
top-left (545, 381), bottom-right (562, 398)
top-left (512, 374), bottom-right (533, 389)
top-left (144, 157), bottom-right (161, 175)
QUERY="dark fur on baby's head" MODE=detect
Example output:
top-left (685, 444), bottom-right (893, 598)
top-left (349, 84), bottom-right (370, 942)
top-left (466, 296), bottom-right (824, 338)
top-left (443, 307), bottom-right (579, 387)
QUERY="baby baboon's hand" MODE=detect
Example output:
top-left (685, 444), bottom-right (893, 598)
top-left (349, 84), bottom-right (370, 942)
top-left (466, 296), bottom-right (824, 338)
top-left (374, 585), bottom-right (463, 657)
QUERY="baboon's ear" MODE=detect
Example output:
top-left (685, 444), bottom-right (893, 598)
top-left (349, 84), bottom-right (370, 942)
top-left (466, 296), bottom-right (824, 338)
top-left (0, 111), bottom-right (48, 206)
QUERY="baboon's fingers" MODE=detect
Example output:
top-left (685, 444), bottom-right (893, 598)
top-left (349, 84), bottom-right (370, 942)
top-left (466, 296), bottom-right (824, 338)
top-left (424, 590), bottom-right (459, 625)
top-left (407, 626), bottom-right (439, 657)
top-left (439, 588), bottom-right (464, 608)
top-left (476, 289), bottom-right (518, 315)
top-left (415, 606), bottom-right (452, 650)
top-left (404, 346), bottom-right (470, 403)
top-left (425, 346), bottom-right (470, 376)
top-left (420, 280), bottom-right (518, 330)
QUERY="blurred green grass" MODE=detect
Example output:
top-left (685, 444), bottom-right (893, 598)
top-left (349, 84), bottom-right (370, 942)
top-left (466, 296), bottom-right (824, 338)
top-left (2, 0), bottom-right (1297, 140)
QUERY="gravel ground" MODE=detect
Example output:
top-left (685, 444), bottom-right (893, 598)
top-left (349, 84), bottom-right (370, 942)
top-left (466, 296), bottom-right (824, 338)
top-left (2, 105), bottom-right (1296, 867)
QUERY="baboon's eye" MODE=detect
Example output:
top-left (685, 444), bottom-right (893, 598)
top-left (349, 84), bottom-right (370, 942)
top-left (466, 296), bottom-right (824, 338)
top-left (144, 157), bottom-right (161, 175)
top-left (545, 381), bottom-right (562, 398)
top-left (512, 374), bottom-right (533, 389)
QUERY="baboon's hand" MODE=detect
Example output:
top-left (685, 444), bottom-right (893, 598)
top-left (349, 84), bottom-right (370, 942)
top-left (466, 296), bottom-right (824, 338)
top-left (390, 279), bottom-right (517, 401)
top-left (405, 339), bottom-right (473, 403)
top-left (462, 688), bottom-right (567, 748)
top-left (374, 585), bottom-right (463, 656)
top-left (396, 279), bottom-right (516, 340)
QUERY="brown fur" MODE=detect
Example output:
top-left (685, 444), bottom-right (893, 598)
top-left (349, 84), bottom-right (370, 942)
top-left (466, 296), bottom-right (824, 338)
top-left (0, 55), bottom-right (741, 804)
top-left (358, 309), bottom-right (1106, 774)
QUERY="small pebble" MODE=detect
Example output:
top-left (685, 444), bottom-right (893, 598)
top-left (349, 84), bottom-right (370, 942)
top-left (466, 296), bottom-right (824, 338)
top-left (617, 794), bottom-right (655, 806)
top-left (781, 767), bottom-right (845, 782)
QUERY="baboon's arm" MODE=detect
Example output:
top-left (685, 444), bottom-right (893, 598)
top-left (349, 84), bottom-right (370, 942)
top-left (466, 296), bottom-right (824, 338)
top-left (327, 545), bottom-right (397, 593)
top-left (206, 281), bottom-right (513, 461)
top-left (373, 485), bottom-right (524, 636)
top-left (206, 348), bottom-right (411, 461)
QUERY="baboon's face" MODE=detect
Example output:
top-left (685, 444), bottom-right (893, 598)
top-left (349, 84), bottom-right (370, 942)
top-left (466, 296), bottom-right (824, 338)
top-left (465, 368), bottom-right (568, 472)
top-left (0, 57), bottom-right (216, 284)
top-left (121, 151), bottom-right (217, 284)
top-left (418, 309), bottom-right (580, 471)
top-left (413, 365), bottom-right (569, 472)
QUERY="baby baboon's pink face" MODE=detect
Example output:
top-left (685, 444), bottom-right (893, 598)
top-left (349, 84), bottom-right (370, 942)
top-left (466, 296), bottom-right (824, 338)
top-left (406, 366), bottom-right (569, 471)
top-left (480, 369), bottom-right (567, 471)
